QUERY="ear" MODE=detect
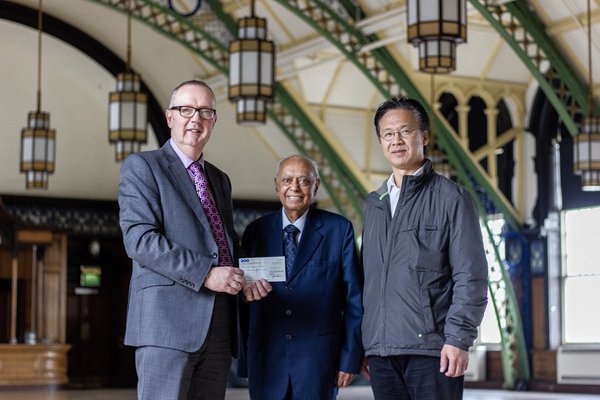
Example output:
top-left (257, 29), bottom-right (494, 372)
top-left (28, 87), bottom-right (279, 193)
top-left (422, 130), bottom-right (430, 146)
top-left (166, 109), bottom-right (174, 128)
top-left (313, 178), bottom-right (321, 197)
top-left (274, 177), bottom-right (279, 194)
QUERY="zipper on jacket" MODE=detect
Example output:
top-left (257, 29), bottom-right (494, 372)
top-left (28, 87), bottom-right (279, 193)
top-left (380, 177), bottom-right (410, 353)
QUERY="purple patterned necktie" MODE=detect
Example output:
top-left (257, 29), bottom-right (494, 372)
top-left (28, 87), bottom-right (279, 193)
top-left (189, 162), bottom-right (233, 267)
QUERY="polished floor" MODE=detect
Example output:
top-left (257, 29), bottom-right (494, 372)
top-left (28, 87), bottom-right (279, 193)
top-left (1, 388), bottom-right (600, 400)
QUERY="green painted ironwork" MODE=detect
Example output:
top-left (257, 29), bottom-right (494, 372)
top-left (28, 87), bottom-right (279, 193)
top-left (90, 0), bottom-right (367, 228)
top-left (275, 0), bottom-right (521, 229)
top-left (280, 0), bottom-right (529, 388)
top-left (469, 0), bottom-right (599, 136)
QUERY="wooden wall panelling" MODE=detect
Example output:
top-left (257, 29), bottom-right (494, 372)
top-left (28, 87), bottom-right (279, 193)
top-left (40, 234), bottom-right (67, 343)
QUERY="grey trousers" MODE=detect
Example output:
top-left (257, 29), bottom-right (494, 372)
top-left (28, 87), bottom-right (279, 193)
top-left (135, 293), bottom-right (233, 400)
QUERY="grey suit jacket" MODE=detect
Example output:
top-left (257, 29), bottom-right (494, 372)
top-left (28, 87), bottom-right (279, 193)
top-left (119, 141), bottom-right (238, 353)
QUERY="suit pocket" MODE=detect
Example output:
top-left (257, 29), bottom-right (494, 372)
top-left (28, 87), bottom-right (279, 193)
top-left (135, 271), bottom-right (174, 292)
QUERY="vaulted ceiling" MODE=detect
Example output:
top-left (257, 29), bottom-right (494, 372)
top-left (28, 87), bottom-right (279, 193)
top-left (1, 0), bottom-right (598, 222)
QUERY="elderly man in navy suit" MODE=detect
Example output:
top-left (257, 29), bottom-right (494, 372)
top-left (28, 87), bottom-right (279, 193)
top-left (241, 155), bottom-right (363, 400)
top-left (119, 80), bottom-right (263, 400)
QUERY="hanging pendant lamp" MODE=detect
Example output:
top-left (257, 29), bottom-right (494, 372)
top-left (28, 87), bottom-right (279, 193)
top-left (228, 0), bottom-right (275, 125)
top-left (20, 0), bottom-right (56, 189)
top-left (108, 0), bottom-right (147, 162)
top-left (573, 0), bottom-right (600, 191)
top-left (407, 0), bottom-right (467, 73)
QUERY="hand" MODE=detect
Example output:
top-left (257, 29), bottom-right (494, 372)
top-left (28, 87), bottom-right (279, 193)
top-left (242, 279), bottom-right (272, 301)
top-left (440, 344), bottom-right (469, 377)
top-left (336, 371), bottom-right (355, 388)
top-left (360, 357), bottom-right (370, 381)
top-left (203, 267), bottom-right (244, 294)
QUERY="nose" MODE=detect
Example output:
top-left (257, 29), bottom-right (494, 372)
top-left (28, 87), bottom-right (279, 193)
top-left (190, 110), bottom-right (202, 121)
top-left (286, 178), bottom-right (303, 191)
top-left (391, 132), bottom-right (405, 144)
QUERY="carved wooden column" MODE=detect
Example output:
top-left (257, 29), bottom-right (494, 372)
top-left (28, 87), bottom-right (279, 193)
top-left (0, 230), bottom-right (70, 387)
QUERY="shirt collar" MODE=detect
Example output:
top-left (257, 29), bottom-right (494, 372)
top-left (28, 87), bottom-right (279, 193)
top-left (169, 138), bottom-right (205, 169)
top-left (281, 208), bottom-right (309, 233)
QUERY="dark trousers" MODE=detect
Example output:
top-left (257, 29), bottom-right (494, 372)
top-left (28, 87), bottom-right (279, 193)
top-left (368, 355), bottom-right (464, 400)
top-left (136, 293), bottom-right (233, 400)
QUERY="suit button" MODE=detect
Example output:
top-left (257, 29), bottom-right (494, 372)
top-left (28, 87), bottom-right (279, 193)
top-left (285, 309), bottom-right (292, 316)
top-left (285, 334), bottom-right (292, 340)
top-left (212, 253), bottom-right (218, 259)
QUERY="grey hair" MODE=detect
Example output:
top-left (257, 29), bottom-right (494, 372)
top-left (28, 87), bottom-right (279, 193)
top-left (168, 80), bottom-right (215, 108)
top-left (276, 155), bottom-right (320, 180)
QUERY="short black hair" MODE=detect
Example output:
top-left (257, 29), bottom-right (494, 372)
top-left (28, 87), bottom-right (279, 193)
top-left (373, 97), bottom-right (430, 137)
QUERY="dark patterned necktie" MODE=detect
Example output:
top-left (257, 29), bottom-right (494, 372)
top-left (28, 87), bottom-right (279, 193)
top-left (283, 224), bottom-right (299, 277)
top-left (189, 162), bottom-right (233, 267)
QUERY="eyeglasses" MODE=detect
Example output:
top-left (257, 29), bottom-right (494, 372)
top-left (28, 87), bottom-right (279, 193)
top-left (169, 106), bottom-right (216, 120)
top-left (278, 176), bottom-right (313, 187)
top-left (379, 127), bottom-right (419, 142)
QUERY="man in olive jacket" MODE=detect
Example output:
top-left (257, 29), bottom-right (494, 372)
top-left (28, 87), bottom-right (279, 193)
top-left (361, 97), bottom-right (488, 400)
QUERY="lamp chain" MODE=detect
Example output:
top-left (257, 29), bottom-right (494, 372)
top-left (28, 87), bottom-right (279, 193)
top-left (430, 73), bottom-right (435, 139)
top-left (126, 0), bottom-right (132, 71)
top-left (36, 0), bottom-right (43, 112)
top-left (588, 0), bottom-right (593, 116)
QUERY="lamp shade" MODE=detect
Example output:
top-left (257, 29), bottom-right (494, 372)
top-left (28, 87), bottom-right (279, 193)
top-left (228, 15), bottom-right (275, 125)
top-left (108, 71), bottom-right (147, 161)
top-left (573, 114), bottom-right (600, 191)
top-left (407, 0), bottom-right (467, 73)
top-left (20, 111), bottom-right (56, 189)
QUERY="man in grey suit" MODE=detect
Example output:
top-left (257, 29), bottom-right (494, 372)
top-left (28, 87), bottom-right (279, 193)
top-left (119, 80), bottom-right (250, 399)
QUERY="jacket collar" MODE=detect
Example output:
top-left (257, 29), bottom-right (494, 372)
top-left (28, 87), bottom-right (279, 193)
top-left (366, 159), bottom-right (434, 208)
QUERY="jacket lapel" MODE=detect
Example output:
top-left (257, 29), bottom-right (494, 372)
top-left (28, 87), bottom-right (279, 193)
top-left (203, 162), bottom-right (235, 252)
top-left (287, 208), bottom-right (323, 283)
top-left (162, 144), bottom-right (211, 230)
top-left (267, 212), bottom-right (284, 258)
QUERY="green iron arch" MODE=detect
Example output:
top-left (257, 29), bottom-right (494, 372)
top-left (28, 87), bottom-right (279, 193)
top-left (91, 0), bottom-right (368, 229)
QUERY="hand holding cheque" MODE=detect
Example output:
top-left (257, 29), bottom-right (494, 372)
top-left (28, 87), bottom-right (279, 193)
top-left (240, 256), bottom-right (284, 301)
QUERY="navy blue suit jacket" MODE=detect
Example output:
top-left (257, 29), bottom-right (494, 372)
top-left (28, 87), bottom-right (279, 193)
top-left (240, 207), bottom-right (363, 400)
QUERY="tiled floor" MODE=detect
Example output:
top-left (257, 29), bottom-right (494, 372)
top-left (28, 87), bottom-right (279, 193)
top-left (0, 388), bottom-right (599, 400)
